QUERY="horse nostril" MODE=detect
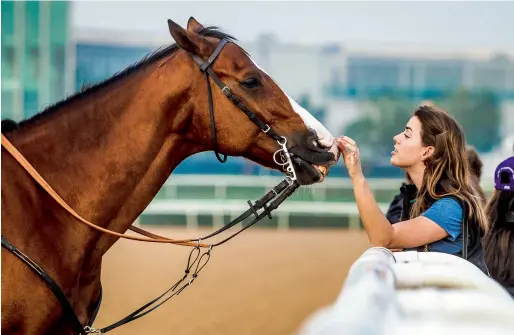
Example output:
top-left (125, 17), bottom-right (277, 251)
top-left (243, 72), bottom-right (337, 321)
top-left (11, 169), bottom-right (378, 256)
top-left (313, 139), bottom-right (331, 150)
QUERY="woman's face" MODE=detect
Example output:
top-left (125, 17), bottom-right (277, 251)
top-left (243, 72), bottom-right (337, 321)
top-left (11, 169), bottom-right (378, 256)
top-left (390, 116), bottom-right (430, 168)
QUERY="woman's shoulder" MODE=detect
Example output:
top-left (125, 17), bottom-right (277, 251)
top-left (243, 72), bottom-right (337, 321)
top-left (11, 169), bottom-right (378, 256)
top-left (423, 197), bottom-right (464, 240)
top-left (429, 197), bottom-right (464, 211)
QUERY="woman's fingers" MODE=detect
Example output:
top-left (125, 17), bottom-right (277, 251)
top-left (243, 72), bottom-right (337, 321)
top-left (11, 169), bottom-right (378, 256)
top-left (337, 138), bottom-right (357, 154)
top-left (342, 136), bottom-right (356, 146)
top-left (335, 139), bottom-right (348, 153)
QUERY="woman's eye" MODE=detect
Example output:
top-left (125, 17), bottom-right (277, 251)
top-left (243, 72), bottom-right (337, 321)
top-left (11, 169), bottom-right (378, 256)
top-left (404, 133), bottom-right (410, 139)
top-left (241, 77), bottom-right (261, 89)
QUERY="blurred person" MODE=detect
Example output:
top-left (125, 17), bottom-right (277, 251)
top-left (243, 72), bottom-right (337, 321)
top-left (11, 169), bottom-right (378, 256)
top-left (337, 105), bottom-right (489, 273)
top-left (466, 145), bottom-right (486, 203)
top-left (483, 156), bottom-right (514, 298)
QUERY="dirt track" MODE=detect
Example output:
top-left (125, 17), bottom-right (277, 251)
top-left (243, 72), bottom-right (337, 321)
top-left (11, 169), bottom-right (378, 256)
top-left (94, 227), bottom-right (370, 335)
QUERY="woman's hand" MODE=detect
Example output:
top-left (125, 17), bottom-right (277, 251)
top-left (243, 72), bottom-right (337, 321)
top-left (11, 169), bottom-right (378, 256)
top-left (336, 136), bottom-right (364, 181)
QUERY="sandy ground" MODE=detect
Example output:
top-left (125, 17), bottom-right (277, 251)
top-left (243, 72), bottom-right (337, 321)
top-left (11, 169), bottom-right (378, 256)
top-left (93, 227), bottom-right (371, 335)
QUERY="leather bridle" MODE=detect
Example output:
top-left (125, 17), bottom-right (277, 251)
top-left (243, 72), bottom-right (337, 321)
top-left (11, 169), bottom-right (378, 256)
top-left (1, 38), bottom-right (303, 334)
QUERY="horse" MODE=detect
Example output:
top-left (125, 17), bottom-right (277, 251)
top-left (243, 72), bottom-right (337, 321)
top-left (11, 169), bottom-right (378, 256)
top-left (1, 17), bottom-right (339, 335)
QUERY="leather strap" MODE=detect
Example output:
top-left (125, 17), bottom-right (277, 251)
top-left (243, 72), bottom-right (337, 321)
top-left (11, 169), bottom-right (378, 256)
top-left (204, 66), bottom-right (282, 142)
top-left (199, 39), bottom-right (229, 73)
top-left (1, 236), bottom-right (86, 335)
top-left (1, 134), bottom-right (208, 247)
top-left (1, 134), bottom-right (291, 248)
top-left (189, 38), bottom-right (283, 164)
top-left (462, 202), bottom-right (469, 260)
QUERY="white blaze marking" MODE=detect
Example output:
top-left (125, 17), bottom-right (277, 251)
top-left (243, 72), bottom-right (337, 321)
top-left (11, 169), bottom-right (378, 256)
top-left (247, 54), bottom-right (335, 148)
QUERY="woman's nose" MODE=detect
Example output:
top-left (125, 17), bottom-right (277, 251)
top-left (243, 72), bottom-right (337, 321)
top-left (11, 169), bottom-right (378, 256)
top-left (393, 134), bottom-right (400, 144)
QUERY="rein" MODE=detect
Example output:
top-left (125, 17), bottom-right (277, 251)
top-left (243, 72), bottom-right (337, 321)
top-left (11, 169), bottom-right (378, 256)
top-left (0, 38), bottom-right (303, 335)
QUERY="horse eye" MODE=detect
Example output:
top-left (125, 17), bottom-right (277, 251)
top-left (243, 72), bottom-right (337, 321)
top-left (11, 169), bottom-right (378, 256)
top-left (241, 77), bottom-right (261, 89)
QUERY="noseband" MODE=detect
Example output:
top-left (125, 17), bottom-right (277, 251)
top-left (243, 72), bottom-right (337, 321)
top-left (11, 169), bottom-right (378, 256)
top-left (1, 38), bottom-right (302, 334)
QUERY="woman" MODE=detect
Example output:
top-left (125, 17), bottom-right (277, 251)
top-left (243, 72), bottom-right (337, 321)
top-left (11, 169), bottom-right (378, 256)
top-left (385, 145), bottom-right (485, 224)
top-left (337, 105), bottom-right (488, 273)
top-left (483, 156), bottom-right (514, 297)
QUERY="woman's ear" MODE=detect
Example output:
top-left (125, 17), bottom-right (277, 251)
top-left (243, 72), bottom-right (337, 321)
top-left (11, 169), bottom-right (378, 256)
top-left (422, 146), bottom-right (435, 160)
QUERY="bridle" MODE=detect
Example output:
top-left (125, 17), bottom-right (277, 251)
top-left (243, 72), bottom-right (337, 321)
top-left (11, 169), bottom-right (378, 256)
top-left (190, 38), bottom-right (298, 182)
top-left (1, 38), bottom-right (302, 334)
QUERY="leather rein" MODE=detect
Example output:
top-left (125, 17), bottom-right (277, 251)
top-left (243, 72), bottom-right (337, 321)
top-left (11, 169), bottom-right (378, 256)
top-left (1, 38), bottom-right (301, 334)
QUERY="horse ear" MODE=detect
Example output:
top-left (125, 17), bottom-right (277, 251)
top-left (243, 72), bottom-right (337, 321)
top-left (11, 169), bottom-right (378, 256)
top-left (187, 16), bottom-right (205, 33)
top-left (168, 19), bottom-right (212, 57)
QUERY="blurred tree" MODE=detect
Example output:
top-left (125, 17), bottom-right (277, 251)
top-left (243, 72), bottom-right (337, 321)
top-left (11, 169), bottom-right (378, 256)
top-left (344, 94), bottom-right (415, 158)
top-left (344, 89), bottom-right (502, 156)
top-left (437, 89), bottom-right (501, 152)
top-left (297, 93), bottom-right (326, 122)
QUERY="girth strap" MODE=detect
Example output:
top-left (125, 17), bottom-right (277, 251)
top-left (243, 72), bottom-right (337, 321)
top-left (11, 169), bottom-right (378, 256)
top-left (1, 235), bottom-right (102, 335)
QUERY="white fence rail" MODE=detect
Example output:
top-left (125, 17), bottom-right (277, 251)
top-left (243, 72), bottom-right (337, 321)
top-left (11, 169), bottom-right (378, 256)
top-left (142, 199), bottom-right (389, 229)
top-left (161, 174), bottom-right (494, 192)
top-left (141, 175), bottom-right (494, 228)
top-left (298, 247), bottom-right (514, 335)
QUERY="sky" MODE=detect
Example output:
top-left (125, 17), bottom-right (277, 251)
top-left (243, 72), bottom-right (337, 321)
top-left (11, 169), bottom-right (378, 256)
top-left (72, 1), bottom-right (514, 53)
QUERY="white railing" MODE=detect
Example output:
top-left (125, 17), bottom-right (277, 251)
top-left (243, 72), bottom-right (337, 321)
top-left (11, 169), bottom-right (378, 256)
top-left (164, 175), bottom-right (405, 188)
top-left (142, 175), bottom-right (494, 228)
top-left (298, 247), bottom-right (514, 335)
top-left (157, 174), bottom-right (494, 202)
top-left (160, 175), bottom-right (407, 201)
top-left (144, 175), bottom-right (401, 229)
top-left (162, 174), bottom-right (494, 190)
top-left (142, 199), bottom-right (390, 229)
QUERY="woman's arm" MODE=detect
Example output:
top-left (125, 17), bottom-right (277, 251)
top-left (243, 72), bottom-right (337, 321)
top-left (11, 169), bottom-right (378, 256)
top-left (352, 174), bottom-right (393, 246)
top-left (352, 175), bottom-right (448, 248)
top-left (337, 136), bottom-right (450, 248)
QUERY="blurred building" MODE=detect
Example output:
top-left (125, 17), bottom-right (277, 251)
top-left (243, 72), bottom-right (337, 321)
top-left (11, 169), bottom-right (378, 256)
top-left (72, 29), bottom-right (352, 177)
top-left (324, 45), bottom-right (514, 138)
top-left (1, 1), bottom-right (74, 121)
top-left (72, 28), bottom-right (513, 177)
top-left (74, 28), bottom-right (157, 91)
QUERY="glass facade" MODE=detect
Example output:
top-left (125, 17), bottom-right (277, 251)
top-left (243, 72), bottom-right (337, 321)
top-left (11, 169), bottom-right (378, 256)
top-left (1, 1), bottom-right (72, 121)
top-left (326, 55), bottom-right (514, 100)
top-left (75, 44), bottom-right (152, 91)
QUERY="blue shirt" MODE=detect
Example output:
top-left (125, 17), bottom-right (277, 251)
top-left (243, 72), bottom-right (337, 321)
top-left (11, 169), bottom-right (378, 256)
top-left (421, 198), bottom-right (464, 254)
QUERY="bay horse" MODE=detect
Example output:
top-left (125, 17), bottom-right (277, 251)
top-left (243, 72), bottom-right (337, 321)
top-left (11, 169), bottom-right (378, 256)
top-left (1, 17), bottom-right (339, 335)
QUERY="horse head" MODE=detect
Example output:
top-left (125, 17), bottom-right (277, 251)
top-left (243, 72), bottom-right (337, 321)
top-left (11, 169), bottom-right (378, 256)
top-left (167, 17), bottom-right (339, 185)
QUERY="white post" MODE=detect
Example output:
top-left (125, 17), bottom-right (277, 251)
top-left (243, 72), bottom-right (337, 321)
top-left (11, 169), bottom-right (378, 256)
top-left (277, 212), bottom-right (289, 230)
top-left (348, 214), bottom-right (360, 230)
top-left (186, 211), bottom-right (198, 230)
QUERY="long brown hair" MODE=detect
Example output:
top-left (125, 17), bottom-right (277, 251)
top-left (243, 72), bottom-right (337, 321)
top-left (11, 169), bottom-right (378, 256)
top-left (409, 106), bottom-right (488, 233)
top-left (483, 190), bottom-right (514, 285)
top-left (466, 145), bottom-right (486, 204)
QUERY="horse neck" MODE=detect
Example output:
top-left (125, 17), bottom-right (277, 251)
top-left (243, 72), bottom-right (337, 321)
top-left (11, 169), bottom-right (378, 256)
top-left (8, 53), bottom-right (205, 260)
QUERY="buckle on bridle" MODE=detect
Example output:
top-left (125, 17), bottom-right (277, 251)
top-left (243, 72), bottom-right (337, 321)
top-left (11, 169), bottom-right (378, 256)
top-left (84, 326), bottom-right (101, 334)
top-left (221, 86), bottom-right (231, 96)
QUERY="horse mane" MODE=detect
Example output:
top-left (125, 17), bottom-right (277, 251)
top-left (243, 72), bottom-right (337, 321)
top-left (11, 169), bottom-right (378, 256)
top-left (2, 26), bottom-right (237, 134)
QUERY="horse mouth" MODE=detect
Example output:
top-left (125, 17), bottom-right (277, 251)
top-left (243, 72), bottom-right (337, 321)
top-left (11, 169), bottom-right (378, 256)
top-left (289, 156), bottom-right (329, 185)
top-left (313, 165), bottom-right (328, 182)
